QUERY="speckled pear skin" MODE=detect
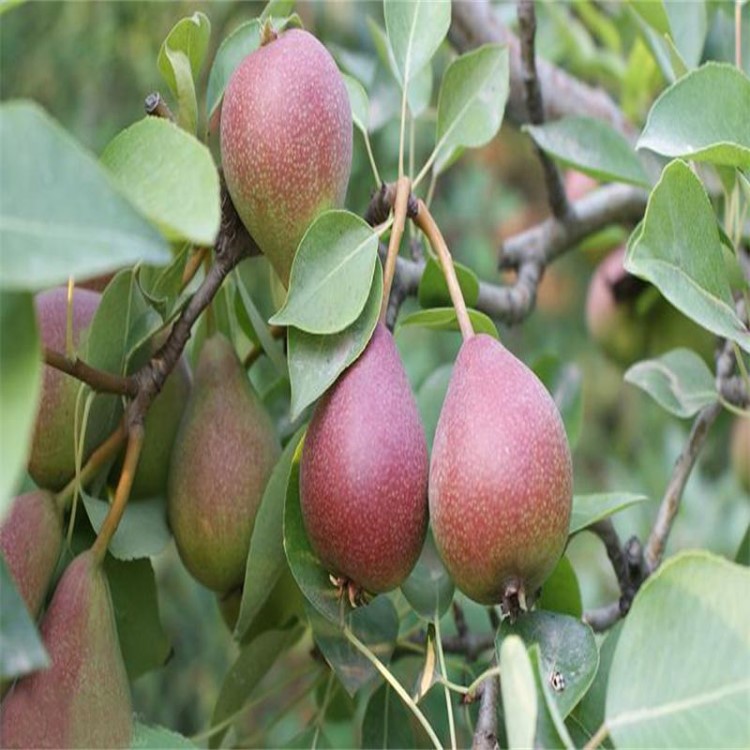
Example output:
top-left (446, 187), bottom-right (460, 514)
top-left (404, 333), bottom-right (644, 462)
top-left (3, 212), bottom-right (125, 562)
top-left (167, 334), bottom-right (281, 593)
top-left (429, 335), bottom-right (573, 605)
top-left (0, 490), bottom-right (63, 619)
top-left (0, 551), bottom-right (132, 749)
top-left (29, 287), bottom-right (105, 490)
top-left (300, 324), bottom-right (429, 594)
top-left (220, 28), bottom-right (352, 286)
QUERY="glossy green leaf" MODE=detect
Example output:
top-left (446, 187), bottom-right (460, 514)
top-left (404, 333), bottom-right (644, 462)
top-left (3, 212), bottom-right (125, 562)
top-left (417, 256), bottom-right (479, 309)
top-left (361, 682), bottom-right (416, 748)
top-left (271, 211), bottom-right (378, 334)
top-left (498, 611), bottom-right (598, 718)
top-left (529, 644), bottom-right (576, 749)
top-left (287, 261), bottom-right (382, 420)
top-left (343, 74), bottom-right (370, 133)
top-left (210, 625), bottom-right (304, 749)
top-left (83, 495), bottom-right (171, 561)
top-left (570, 492), bottom-right (649, 535)
top-left (625, 348), bottom-right (718, 418)
top-left (0, 555), bottom-right (49, 680)
top-left (157, 12), bottom-right (210, 134)
top-left (638, 63), bottom-right (750, 168)
top-left (234, 429), bottom-right (305, 640)
top-left (284, 442), bottom-right (355, 624)
top-left (532, 355), bottom-right (584, 450)
top-left (627, 161), bottom-right (749, 350)
top-left (500, 634), bottom-right (537, 750)
top-left (433, 44), bottom-right (510, 176)
top-left (398, 307), bottom-right (499, 338)
top-left (0, 102), bottom-right (169, 291)
top-left (0, 293), bottom-right (41, 515)
top-left (131, 722), bottom-right (195, 748)
top-left (384, 0), bottom-right (449, 90)
top-left (400, 531), bottom-right (455, 621)
top-left (537, 556), bottom-right (583, 619)
top-left (101, 117), bottom-right (220, 246)
top-left (104, 555), bottom-right (170, 682)
top-left (606, 551), bottom-right (750, 748)
top-left (525, 116), bottom-right (649, 187)
top-left (308, 596), bottom-right (399, 696)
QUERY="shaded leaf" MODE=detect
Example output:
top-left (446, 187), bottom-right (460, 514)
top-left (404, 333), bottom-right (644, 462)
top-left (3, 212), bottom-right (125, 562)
top-left (417, 256), bottom-right (479, 309)
top-left (537, 556), bottom-right (583, 619)
top-left (415, 363), bottom-right (452, 452)
top-left (569, 493), bottom-right (649, 535)
top-left (400, 531), bottom-right (454, 621)
top-left (343, 74), bottom-right (370, 133)
top-left (398, 307), bottom-right (499, 338)
top-left (529, 644), bottom-right (575, 749)
top-left (362, 681), bottom-right (416, 748)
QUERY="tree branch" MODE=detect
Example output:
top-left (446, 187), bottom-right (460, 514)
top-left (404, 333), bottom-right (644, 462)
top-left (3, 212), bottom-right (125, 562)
top-left (44, 348), bottom-right (136, 397)
top-left (472, 671), bottom-right (499, 750)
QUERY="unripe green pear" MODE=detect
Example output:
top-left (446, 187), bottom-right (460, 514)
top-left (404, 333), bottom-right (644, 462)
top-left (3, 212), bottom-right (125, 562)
top-left (221, 28), bottom-right (352, 286)
top-left (0, 490), bottom-right (63, 618)
top-left (167, 334), bottom-right (280, 592)
top-left (0, 551), bottom-right (132, 748)
top-left (429, 335), bottom-right (572, 607)
top-left (29, 287), bottom-right (109, 490)
top-left (300, 324), bottom-right (429, 595)
top-left (731, 417), bottom-right (750, 493)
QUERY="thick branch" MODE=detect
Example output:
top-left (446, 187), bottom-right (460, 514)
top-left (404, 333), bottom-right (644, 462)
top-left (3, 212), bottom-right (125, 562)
top-left (44, 348), bottom-right (136, 397)
top-left (517, 0), bottom-right (569, 221)
top-left (472, 673), bottom-right (500, 750)
top-left (450, 0), bottom-right (632, 137)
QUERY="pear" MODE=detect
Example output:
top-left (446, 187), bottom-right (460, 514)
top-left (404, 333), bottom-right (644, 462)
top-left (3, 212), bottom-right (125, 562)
top-left (221, 28), bottom-right (352, 285)
top-left (300, 324), bottom-right (429, 596)
top-left (29, 287), bottom-right (109, 490)
top-left (167, 334), bottom-right (280, 592)
top-left (0, 490), bottom-right (63, 619)
top-left (0, 550), bottom-right (132, 748)
top-left (429, 335), bottom-right (572, 608)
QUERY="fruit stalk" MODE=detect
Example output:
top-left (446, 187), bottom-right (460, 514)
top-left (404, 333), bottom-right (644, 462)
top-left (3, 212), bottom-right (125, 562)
top-left (412, 200), bottom-right (475, 340)
top-left (380, 177), bottom-right (411, 323)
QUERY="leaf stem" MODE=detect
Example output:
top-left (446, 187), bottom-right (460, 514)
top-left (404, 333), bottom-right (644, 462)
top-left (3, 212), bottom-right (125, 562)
top-left (583, 722), bottom-right (610, 750)
top-left (380, 177), bottom-right (411, 323)
top-left (412, 199), bottom-right (475, 340)
top-left (398, 77), bottom-right (408, 178)
top-left (434, 616), bottom-right (457, 750)
top-left (363, 130), bottom-right (382, 188)
top-left (343, 625), bottom-right (442, 750)
top-left (90, 425), bottom-right (144, 564)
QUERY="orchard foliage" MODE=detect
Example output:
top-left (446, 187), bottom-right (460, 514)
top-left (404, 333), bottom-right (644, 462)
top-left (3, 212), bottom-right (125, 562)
top-left (0, 1), bottom-right (749, 749)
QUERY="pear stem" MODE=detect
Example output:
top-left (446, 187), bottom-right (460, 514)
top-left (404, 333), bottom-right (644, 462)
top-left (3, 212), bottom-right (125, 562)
top-left (91, 425), bottom-right (144, 564)
top-left (343, 625), bottom-right (443, 750)
top-left (55, 421), bottom-right (128, 513)
top-left (412, 200), bottom-right (475, 340)
top-left (380, 177), bottom-right (411, 324)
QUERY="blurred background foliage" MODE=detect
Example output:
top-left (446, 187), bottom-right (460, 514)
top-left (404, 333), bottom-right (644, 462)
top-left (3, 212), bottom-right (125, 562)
top-left (2, 0), bottom-right (747, 743)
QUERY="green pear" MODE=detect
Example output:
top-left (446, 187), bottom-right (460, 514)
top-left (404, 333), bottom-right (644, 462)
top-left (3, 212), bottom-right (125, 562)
top-left (300, 324), bottom-right (429, 595)
top-left (430, 335), bottom-right (572, 608)
top-left (0, 490), bottom-right (63, 619)
top-left (0, 551), bottom-right (132, 748)
top-left (221, 28), bottom-right (352, 285)
top-left (167, 334), bottom-right (280, 592)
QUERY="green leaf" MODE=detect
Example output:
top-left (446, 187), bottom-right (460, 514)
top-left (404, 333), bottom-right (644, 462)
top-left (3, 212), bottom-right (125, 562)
top-left (417, 256), bottom-right (479, 309)
top-left (638, 63), bottom-right (750, 168)
top-left (210, 625), bottom-right (303, 748)
top-left (101, 117), bottom-right (220, 246)
top-left (270, 211), bottom-right (379, 334)
top-left (0, 102), bottom-right (169, 291)
top-left (736, 523), bottom-right (750, 565)
top-left (104, 556), bottom-right (170, 682)
top-left (415, 363), bottom-right (452, 452)
top-left (0, 555), bottom-right (49, 680)
top-left (137, 245), bottom-right (191, 321)
top-left (343, 74), bottom-right (370, 133)
top-left (287, 261), bottom-right (382, 420)
top-left (260, 0), bottom-right (296, 21)
top-left (131, 722), bottom-right (196, 749)
top-left (528, 644), bottom-right (576, 750)
top-left (234, 429), bottom-right (305, 640)
top-left (500, 634), bottom-right (537, 750)
top-left (630, 1), bottom-right (670, 35)
top-left (400, 531), bottom-right (455, 621)
top-left (398, 307), bottom-right (499, 338)
top-left (606, 551), bottom-right (750, 748)
top-left (383, 0), bottom-right (449, 89)
top-left (625, 348), bottom-right (718, 418)
top-left (532, 355), bottom-right (584, 451)
top-left (308, 596), bottom-right (399, 696)
top-left (498, 611), bottom-right (598, 718)
top-left (537, 556), bottom-right (583, 619)
top-left (433, 44), bottom-right (510, 176)
top-left (525, 116), bottom-right (650, 187)
top-left (361, 682), bottom-right (416, 748)
top-left (569, 492), bottom-right (649, 535)
top-left (157, 12), bottom-right (211, 134)
top-left (83, 495), bottom-right (171, 561)
top-left (284, 440), bottom-right (355, 624)
top-left (626, 161), bottom-right (750, 352)
top-left (0, 293), bottom-right (41, 514)
top-left (283, 727), bottom-right (332, 749)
